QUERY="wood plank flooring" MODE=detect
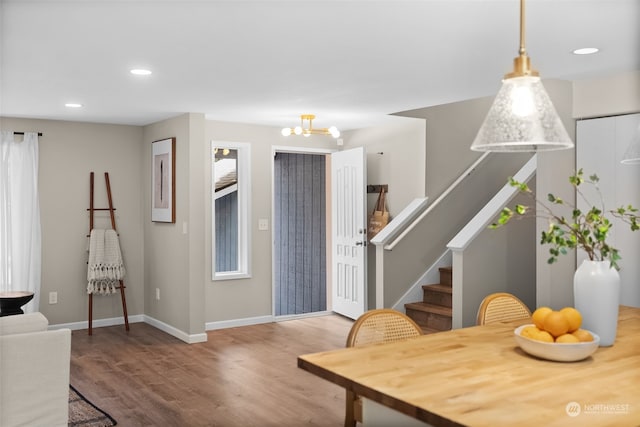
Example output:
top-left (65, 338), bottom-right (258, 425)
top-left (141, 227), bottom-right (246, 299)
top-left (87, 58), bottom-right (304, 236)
top-left (70, 314), bottom-right (354, 427)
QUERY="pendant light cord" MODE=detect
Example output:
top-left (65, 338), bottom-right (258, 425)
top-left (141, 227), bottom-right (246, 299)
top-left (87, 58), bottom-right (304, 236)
top-left (519, 0), bottom-right (526, 56)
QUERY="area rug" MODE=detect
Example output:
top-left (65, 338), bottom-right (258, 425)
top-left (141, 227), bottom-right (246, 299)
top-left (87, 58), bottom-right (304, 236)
top-left (69, 385), bottom-right (117, 427)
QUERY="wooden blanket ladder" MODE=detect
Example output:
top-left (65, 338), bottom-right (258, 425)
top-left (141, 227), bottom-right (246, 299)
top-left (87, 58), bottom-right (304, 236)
top-left (88, 172), bottom-right (130, 335)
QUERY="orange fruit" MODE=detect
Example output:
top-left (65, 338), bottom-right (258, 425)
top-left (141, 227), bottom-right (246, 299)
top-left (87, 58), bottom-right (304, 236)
top-left (560, 307), bottom-right (582, 332)
top-left (531, 307), bottom-right (552, 329)
top-left (543, 311), bottom-right (570, 338)
top-left (555, 333), bottom-right (580, 344)
top-left (572, 329), bottom-right (594, 342)
top-left (520, 326), bottom-right (540, 339)
top-left (532, 330), bottom-right (554, 343)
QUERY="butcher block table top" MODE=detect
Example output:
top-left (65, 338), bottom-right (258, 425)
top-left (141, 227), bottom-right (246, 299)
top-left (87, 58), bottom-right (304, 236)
top-left (298, 305), bottom-right (640, 427)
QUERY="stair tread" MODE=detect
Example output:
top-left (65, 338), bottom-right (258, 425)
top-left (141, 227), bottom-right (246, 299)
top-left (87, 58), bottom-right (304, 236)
top-left (422, 283), bottom-right (452, 293)
top-left (405, 302), bottom-right (452, 316)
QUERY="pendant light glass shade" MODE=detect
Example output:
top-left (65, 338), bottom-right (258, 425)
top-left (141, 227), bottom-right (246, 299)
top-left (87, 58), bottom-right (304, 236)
top-left (621, 124), bottom-right (640, 165)
top-left (470, 0), bottom-right (573, 152)
top-left (471, 76), bottom-right (573, 152)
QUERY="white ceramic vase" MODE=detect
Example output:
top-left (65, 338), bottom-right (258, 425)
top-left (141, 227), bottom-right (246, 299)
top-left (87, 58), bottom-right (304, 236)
top-left (573, 260), bottom-right (620, 347)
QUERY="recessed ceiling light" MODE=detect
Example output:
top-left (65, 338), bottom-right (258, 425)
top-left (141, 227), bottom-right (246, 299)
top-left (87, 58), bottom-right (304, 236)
top-left (65, 103), bottom-right (83, 108)
top-left (572, 47), bottom-right (599, 55)
top-left (130, 68), bottom-right (152, 76)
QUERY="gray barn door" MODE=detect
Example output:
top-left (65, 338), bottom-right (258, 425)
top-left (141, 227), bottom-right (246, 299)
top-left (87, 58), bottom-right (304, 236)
top-left (274, 152), bottom-right (326, 316)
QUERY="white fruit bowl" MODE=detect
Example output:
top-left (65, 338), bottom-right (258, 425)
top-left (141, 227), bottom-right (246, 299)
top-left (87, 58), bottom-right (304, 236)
top-left (513, 324), bottom-right (600, 362)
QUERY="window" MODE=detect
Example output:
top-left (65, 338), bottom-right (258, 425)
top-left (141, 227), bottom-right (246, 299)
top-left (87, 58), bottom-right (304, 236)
top-left (212, 141), bottom-right (251, 280)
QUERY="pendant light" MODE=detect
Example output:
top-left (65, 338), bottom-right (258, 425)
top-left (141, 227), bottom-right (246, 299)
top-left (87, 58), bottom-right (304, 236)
top-left (470, 0), bottom-right (573, 152)
top-left (621, 123), bottom-right (640, 165)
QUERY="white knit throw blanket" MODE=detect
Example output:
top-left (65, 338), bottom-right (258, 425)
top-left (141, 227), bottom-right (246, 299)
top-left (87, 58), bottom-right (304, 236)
top-left (87, 229), bottom-right (126, 295)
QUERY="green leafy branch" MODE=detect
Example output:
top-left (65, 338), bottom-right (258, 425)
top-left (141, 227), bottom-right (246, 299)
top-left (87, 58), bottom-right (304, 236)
top-left (490, 169), bottom-right (639, 270)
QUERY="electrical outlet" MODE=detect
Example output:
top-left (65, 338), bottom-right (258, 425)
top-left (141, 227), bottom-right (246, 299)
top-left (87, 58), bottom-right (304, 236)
top-left (155, 288), bottom-right (160, 300)
top-left (258, 218), bottom-right (269, 231)
top-left (49, 292), bottom-right (58, 304)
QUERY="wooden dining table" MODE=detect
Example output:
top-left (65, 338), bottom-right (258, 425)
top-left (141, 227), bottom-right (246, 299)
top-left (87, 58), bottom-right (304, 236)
top-left (298, 305), bottom-right (640, 427)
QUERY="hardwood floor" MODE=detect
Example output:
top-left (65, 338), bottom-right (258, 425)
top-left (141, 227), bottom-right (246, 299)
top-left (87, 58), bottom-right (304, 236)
top-left (70, 314), bottom-right (353, 427)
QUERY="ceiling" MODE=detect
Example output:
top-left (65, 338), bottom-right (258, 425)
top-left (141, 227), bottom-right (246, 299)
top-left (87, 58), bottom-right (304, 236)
top-left (1, 0), bottom-right (639, 132)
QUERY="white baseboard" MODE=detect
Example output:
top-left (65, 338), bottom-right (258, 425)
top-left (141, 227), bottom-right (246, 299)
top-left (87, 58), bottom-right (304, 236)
top-left (143, 315), bottom-right (208, 344)
top-left (274, 310), bottom-right (332, 322)
top-left (48, 314), bottom-right (206, 344)
top-left (206, 315), bottom-right (274, 330)
top-left (48, 314), bottom-right (144, 331)
top-left (205, 311), bottom-right (332, 330)
top-left (49, 312), bottom-right (328, 344)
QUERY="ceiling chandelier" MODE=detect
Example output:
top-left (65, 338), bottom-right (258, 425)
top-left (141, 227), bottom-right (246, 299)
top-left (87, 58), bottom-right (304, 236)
top-left (470, 0), bottom-right (573, 152)
top-left (281, 114), bottom-right (340, 138)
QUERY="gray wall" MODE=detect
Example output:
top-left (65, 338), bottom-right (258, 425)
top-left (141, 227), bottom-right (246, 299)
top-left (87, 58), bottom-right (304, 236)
top-left (536, 73), bottom-right (640, 310)
top-left (0, 117), bottom-right (144, 326)
top-left (393, 96), bottom-right (534, 311)
top-left (576, 113), bottom-right (640, 308)
top-left (2, 71), bottom-right (636, 337)
top-left (534, 80), bottom-right (577, 310)
top-left (142, 113), bottom-right (206, 337)
top-left (460, 189), bottom-right (536, 327)
top-left (343, 118), bottom-right (426, 308)
top-left (397, 96), bottom-right (494, 199)
top-left (204, 121), bottom-right (338, 323)
top-left (573, 71), bottom-right (640, 119)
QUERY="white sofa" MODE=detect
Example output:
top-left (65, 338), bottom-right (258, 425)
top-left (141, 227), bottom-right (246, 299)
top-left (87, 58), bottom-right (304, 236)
top-left (0, 312), bottom-right (71, 427)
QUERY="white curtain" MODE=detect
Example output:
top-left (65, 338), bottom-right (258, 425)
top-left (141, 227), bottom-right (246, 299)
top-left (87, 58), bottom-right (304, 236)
top-left (0, 131), bottom-right (41, 312)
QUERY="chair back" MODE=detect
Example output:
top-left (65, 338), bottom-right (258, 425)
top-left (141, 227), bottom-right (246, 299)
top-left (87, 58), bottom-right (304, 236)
top-left (344, 309), bottom-right (423, 427)
top-left (476, 292), bottom-right (531, 325)
top-left (347, 308), bottom-right (423, 348)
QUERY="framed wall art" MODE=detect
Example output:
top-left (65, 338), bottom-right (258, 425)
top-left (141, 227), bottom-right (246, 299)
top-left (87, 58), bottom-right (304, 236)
top-left (151, 137), bottom-right (176, 223)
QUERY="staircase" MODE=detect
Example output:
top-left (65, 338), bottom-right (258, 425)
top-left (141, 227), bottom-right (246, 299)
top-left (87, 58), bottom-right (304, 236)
top-left (405, 267), bottom-right (452, 334)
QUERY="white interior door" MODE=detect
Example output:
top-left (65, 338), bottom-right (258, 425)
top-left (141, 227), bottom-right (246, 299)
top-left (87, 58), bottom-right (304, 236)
top-left (331, 146), bottom-right (367, 319)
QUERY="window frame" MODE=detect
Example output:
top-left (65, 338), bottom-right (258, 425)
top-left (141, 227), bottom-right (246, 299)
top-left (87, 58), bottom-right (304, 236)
top-left (211, 141), bottom-right (251, 280)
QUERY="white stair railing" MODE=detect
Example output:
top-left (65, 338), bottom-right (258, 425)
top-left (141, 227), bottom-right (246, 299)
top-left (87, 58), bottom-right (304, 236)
top-left (369, 197), bottom-right (429, 308)
top-left (370, 152), bottom-right (491, 308)
top-left (447, 154), bottom-right (537, 328)
top-left (448, 154), bottom-right (537, 251)
top-left (382, 152), bottom-right (491, 251)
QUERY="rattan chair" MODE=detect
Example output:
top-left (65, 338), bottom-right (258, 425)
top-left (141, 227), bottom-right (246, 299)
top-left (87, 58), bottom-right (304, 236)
top-left (476, 292), bottom-right (532, 326)
top-left (344, 309), bottom-right (423, 427)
